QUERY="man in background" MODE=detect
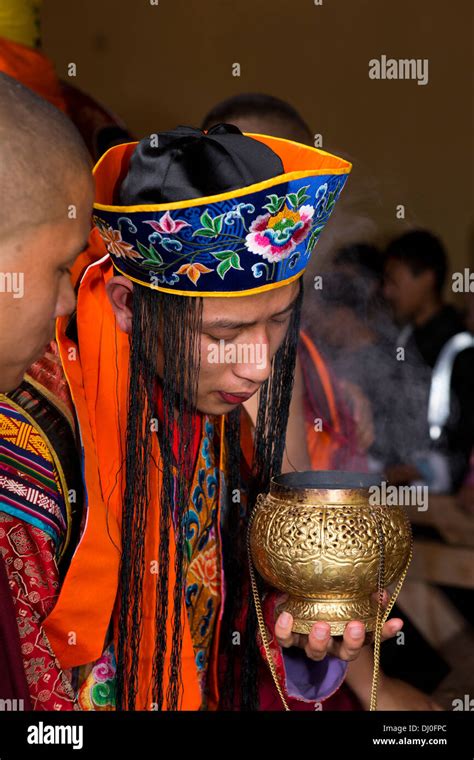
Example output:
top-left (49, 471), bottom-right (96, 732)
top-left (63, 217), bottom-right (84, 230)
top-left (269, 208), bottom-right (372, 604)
top-left (384, 229), bottom-right (474, 492)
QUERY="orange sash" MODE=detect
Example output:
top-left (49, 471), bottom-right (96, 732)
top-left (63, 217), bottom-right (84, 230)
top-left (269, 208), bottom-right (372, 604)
top-left (0, 36), bottom-right (66, 112)
top-left (300, 329), bottom-right (341, 470)
top-left (43, 236), bottom-right (201, 710)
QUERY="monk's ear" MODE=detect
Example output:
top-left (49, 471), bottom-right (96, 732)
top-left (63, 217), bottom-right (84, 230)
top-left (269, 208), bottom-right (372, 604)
top-left (106, 276), bottom-right (134, 334)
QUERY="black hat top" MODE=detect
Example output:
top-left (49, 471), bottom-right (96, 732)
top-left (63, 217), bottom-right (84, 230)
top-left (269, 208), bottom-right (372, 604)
top-left (118, 123), bottom-right (284, 205)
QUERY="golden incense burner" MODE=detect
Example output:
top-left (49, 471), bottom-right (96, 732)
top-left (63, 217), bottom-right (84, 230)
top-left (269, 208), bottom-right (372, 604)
top-left (249, 471), bottom-right (412, 636)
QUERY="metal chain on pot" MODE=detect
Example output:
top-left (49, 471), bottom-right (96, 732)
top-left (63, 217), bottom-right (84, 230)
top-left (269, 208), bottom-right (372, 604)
top-left (247, 495), bottom-right (290, 710)
top-left (369, 505), bottom-right (414, 711)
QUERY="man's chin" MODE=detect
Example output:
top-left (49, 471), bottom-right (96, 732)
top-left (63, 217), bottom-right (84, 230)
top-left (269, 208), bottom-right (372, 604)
top-left (196, 397), bottom-right (241, 416)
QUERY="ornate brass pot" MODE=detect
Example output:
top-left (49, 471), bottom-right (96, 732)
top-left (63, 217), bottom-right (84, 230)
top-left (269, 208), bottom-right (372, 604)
top-left (249, 471), bottom-right (412, 635)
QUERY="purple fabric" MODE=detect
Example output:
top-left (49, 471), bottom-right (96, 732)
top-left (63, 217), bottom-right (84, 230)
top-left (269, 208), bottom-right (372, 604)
top-left (282, 648), bottom-right (348, 702)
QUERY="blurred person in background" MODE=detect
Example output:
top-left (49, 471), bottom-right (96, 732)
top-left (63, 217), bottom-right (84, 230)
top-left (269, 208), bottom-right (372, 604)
top-left (458, 289), bottom-right (474, 513)
top-left (384, 230), bottom-right (474, 493)
top-left (0, 0), bottom-right (132, 160)
top-left (311, 264), bottom-right (427, 476)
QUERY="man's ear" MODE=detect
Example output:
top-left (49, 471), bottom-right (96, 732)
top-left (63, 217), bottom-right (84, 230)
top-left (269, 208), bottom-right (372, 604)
top-left (106, 276), bottom-right (134, 334)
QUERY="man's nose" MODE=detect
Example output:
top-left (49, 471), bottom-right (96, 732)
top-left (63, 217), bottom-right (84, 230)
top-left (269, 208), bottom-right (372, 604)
top-left (56, 278), bottom-right (77, 319)
top-left (232, 336), bottom-right (271, 384)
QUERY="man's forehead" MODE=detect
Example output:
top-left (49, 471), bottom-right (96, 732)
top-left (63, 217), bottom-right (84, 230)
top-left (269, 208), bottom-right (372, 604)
top-left (202, 280), bottom-right (299, 325)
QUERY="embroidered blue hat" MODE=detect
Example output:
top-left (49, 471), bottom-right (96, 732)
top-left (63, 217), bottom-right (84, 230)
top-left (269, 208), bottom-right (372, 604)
top-left (92, 124), bottom-right (352, 297)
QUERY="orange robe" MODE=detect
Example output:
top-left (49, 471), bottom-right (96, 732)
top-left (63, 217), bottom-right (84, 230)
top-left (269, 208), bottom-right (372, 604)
top-left (43, 235), bottom-right (202, 709)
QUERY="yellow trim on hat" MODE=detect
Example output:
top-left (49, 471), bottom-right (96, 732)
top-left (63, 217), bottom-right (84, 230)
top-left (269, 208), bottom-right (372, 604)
top-left (111, 261), bottom-right (305, 297)
top-left (93, 132), bottom-right (352, 214)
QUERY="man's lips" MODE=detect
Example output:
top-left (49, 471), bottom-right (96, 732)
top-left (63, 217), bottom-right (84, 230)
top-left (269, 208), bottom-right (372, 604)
top-left (217, 390), bottom-right (254, 404)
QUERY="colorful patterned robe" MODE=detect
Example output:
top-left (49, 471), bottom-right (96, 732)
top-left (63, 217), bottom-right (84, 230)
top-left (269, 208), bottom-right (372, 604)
top-left (0, 345), bottom-right (351, 711)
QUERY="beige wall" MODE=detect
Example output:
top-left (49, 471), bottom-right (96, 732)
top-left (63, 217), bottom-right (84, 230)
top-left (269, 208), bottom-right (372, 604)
top-left (42, 0), bottom-right (473, 280)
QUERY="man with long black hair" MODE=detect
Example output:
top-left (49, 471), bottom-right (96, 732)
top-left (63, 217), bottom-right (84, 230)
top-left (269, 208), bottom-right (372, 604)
top-left (43, 124), bottom-right (402, 711)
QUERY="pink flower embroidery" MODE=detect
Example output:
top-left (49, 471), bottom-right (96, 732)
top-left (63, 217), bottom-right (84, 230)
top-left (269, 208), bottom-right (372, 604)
top-left (144, 212), bottom-right (191, 235)
top-left (245, 204), bottom-right (314, 262)
top-left (92, 654), bottom-right (115, 683)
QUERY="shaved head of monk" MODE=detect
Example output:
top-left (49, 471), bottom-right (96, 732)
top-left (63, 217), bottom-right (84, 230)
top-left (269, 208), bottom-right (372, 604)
top-left (0, 73), bottom-right (94, 392)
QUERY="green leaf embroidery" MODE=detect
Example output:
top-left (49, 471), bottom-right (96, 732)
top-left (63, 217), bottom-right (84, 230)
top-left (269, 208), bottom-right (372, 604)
top-left (213, 250), bottom-right (244, 279)
top-left (136, 241), bottom-right (163, 263)
top-left (287, 186), bottom-right (311, 209)
top-left (306, 225), bottom-right (324, 253)
top-left (296, 185), bottom-right (311, 206)
top-left (217, 259), bottom-right (232, 279)
top-left (229, 253), bottom-right (243, 270)
top-left (262, 194), bottom-right (285, 214)
top-left (193, 228), bottom-right (216, 237)
top-left (212, 251), bottom-right (234, 261)
top-left (136, 241), bottom-right (149, 258)
top-left (324, 190), bottom-right (336, 213)
top-left (193, 210), bottom-right (225, 238)
top-left (200, 209), bottom-right (214, 230)
top-left (213, 215), bottom-right (224, 234)
top-left (142, 260), bottom-right (166, 269)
